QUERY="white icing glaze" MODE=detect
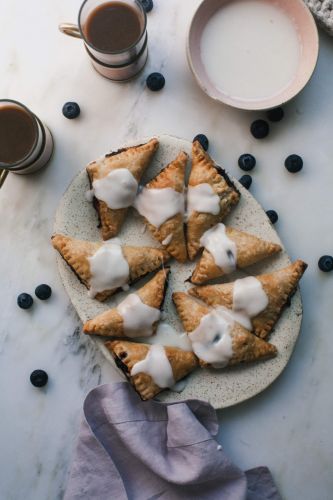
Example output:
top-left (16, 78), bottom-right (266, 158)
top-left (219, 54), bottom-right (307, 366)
top-left (189, 307), bottom-right (234, 368)
top-left (200, 223), bottom-right (237, 273)
top-left (92, 168), bottom-right (138, 209)
top-left (187, 184), bottom-right (220, 216)
top-left (231, 276), bottom-right (269, 330)
top-left (134, 187), bottom-right (184, 228)
top-left (117, 293), bottom-right (160, 338)
top-left (105, 237), bottom-right (122, 245)
top-left (162, 234), bottom-right (173, 246)
top-left (144, 322), bottom-right (192, 351)
top-left (131, 344), bottom-right (175, 388)
top-left (88, 243), bottom-right (129, 298)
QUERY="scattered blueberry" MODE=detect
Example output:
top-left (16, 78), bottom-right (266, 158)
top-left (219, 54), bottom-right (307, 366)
top-left (139, 0), bottom-right (153, 12)
top-left (318, 255), bottom-right (333, 272)
top-left (266, 107), bottom-right (284, 122)
top-left (62, 102), bottom-right (80, 119)
top-left (146, 72), bottom-right (165, 91)
top-left (193, 134), bottom-right (209, 151)
top-left (266, 210), bottom-right (278, 224)
top-left (250, 119), bottom-right (269, 139)
top-left (238, 153), bottom-right (256, 171)
top-left (17, 293), bottom-right (33, 310)
top-left (30, 370), bottom-right (48, 388)
top-left (239, 175), bottom-right (252, 189)
top-left (285, 154), bottom-right (303, 173)
top-left (35, 284), bottom-right (52, 300)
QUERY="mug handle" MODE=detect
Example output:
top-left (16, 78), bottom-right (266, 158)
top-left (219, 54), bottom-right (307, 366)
top-left (59, 23), bottom-right (82, 39)
top-left (0, 169), bottom-right (8, 189)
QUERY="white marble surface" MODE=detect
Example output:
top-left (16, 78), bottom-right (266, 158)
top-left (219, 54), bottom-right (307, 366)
top-left (0, 0), bottom-right (332, 498)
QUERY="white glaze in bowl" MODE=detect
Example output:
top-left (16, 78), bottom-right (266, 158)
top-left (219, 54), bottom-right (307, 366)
top-left (187, 0), bottom-right (319, 111)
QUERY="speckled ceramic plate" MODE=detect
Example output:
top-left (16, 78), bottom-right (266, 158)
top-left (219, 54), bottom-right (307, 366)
top-left (54, 134), bottom-right (302, 409)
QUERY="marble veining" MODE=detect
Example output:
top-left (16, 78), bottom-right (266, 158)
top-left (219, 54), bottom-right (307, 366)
top-left (0, 0), bottom-right (333, 499)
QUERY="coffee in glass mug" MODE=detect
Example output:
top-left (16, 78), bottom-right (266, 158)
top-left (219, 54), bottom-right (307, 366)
top-left (59, 0), bottom-right (148, 81)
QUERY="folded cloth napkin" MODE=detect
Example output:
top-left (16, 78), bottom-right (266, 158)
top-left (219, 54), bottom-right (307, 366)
top-left (64, 382), bottom-right (280, 500)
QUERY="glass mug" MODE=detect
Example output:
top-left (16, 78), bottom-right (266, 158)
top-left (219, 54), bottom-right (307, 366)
top-left (0, 99), bottom-right (53, 188)
top-left (59, 0), bottom-right (148, 81)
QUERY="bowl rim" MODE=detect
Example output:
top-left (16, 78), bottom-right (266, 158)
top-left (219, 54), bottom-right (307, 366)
top-left (187, 0), bottom-right (319, 111)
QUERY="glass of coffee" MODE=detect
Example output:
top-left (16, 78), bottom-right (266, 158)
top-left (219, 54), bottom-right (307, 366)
top-left (59, 0), bottom-right (148, 81)
top-left (0, 100), bottom-right (54, 187)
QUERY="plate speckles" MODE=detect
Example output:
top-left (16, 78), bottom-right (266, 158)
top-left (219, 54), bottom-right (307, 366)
top-left (54, 135), bottom-right (302, 409)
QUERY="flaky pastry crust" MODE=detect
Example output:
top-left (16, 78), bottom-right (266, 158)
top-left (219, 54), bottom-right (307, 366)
top-left (86, 138), bottom-right (159, 240)
top-left (189, 260), bottom-right (307, 338)
top-left (186, 141), bottom-right (240, 260)
top-left (172, 292), bottom-right (277, 367)
top-left (51, 233), bottom-right (169, 301)
top-left (191, 226), bottom-right (281, 284)
top-left (105, 340), bottom-right (198, 400)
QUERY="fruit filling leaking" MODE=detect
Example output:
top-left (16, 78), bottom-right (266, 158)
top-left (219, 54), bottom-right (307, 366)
top-left (83, 1), bottom-right (142, 52)
top-left (0, 105), bottom-right (37, 165)
top-left (200, 223), bottom-right (237, 273)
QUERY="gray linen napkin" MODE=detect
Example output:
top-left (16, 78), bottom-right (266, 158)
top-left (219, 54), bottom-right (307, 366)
top-left (64, 382), bottom-right (280, 500)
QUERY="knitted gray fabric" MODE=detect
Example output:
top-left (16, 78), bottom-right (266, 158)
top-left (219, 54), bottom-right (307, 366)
top-left (305, 0), bottom-right (333, 35)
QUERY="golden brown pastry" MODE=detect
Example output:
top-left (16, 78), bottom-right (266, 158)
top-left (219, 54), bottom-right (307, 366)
top-left (51, 233), bottom-right (169, 301)
top-left (191, 226), bottom-right (281, 284)
top-left (134, 151), bottom-right (188, 263)
top-left (186, 141), bottom-right (240, 260)
top-left (189, 260), bottom-right (307, 338)
top-left (83, 268), bottom-right (170, 337)
top-left (105, 340), bottom-right (198, 400)
top-left (87, 138), bottom-right (159, 240)
top-left (172, 292), bottom-right (277, 368)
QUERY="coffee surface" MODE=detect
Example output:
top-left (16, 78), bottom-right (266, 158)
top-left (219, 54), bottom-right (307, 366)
top-left (0, 105), bottom-right (37, 165)
top-left (84, 1), bottom-right (142, 52)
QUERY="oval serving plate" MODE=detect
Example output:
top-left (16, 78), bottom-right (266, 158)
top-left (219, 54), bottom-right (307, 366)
top-left (54, 134), bottom-right (302, 409)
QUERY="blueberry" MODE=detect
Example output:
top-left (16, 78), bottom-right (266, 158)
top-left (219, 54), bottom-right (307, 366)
top-left (239, 175), bottom-right (252, 189)
top-left (193, 134), bottom-right (209, 151)
top-left (35, 284), bottom-right (52, 300)
top-left (285, 154), bottom-right (303, 173)
top-left (146, 72), bottom-right (165, 91)
top-left (139, 0), bottom-right (153, 12)
top-left (238, 154), bottom-right (256, 171)
top-left (250, 120), bottom-right (269, 139)
top-left (266, 210), bottom-right (278, 224)
top-left (30, 370), bottom-right (48, 388)
top-left (318, 255), bottom-right (333, 272)
top-left (266, 107), bottom-right (284, 122)
top-left (62, 102), bottom-right (80, 119)
top-left (17, 293), bottom-right (33, 309)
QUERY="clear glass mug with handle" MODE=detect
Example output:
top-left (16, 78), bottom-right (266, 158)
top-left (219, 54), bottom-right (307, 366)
top-left (59, 0), bottom-right (148, 81)
top-left (0, 99), bottom-right (53, 188)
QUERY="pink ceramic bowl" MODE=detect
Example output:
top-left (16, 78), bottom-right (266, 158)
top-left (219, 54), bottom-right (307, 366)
top-left (187, 0), bottom-right (319, 111)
